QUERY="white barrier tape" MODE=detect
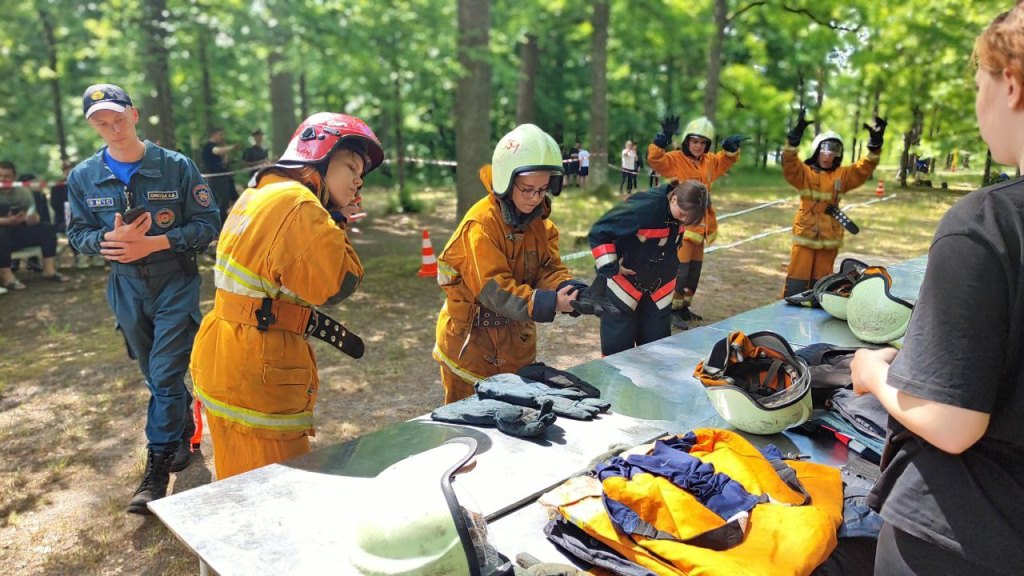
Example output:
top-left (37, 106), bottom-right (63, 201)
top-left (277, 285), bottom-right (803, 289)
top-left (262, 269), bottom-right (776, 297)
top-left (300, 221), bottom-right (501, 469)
top-left (200, 161), bottom-right (272, 179)
top-left (0, 180), bottom-right (65, 189)
top-left (716, 198), bottom-right (788, 221)
top-left (564, 194), bottom-right (897, 262)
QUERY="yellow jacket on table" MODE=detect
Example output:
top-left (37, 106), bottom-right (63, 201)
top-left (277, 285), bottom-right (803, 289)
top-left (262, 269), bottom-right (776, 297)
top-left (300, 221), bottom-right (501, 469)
top-left (542, 428), bottom-right (843, 576)
top-left (190, 173), bottom-right (363, 476)
top-left (434, 165), bottom-right (575, 403)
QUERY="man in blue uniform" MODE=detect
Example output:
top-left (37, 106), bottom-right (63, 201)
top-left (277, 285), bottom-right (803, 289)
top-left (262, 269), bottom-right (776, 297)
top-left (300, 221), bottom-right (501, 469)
top-left (67, 84), bottom-right (221, 514)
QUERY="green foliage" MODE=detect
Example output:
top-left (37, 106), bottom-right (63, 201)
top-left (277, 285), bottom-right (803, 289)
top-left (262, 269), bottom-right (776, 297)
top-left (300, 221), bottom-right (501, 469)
top-left (0, 0), bottom-right (1007, 195)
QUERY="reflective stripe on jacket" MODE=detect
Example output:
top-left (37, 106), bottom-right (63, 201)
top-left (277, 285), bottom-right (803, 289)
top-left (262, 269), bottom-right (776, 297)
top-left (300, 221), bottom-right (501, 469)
top-left (543, 428), bottom-right (843, 576)
top-left (190, 173), bottom-right (363, 440)
top-left (588, 185), bottom-right (681, 311)
top-left (782, 145), bottom-right (880, 249)
top-left (434, 165), bottom-right (574, 383)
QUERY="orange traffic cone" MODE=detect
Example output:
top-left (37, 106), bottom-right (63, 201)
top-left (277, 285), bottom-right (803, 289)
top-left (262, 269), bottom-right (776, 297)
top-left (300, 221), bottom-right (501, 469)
top-left (875, 179), bottom-right (885, 198)
top-left (418, 229), bottom-right (438, 277)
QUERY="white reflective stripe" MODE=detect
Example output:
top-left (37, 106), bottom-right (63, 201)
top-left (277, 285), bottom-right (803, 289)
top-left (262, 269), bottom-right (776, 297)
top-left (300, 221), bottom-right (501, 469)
top-left (437, 261), bottom-right (460, 286)
top-left (422, 254), bottom-right (437, 264)
top-left (594, 253), bottom-right (618, 268)
top-left (606, 281), bottom-right (638, 311)
top-left (194, 383), bottom-right (314, 431)
top-left (215, 253), bottom-right (277, 297)
top-left (433, 343), bottom-right (485, 383)
top-left (654, 290), bottom-right (674, 310)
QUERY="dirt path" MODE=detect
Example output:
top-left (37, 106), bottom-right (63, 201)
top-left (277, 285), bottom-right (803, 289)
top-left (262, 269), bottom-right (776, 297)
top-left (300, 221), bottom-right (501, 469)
top-left (0, 187), bottom-right (959, 574)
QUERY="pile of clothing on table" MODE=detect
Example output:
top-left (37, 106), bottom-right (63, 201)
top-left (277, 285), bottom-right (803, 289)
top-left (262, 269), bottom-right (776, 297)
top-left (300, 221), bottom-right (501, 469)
top-left (431, 363), bottom-right (609, 438)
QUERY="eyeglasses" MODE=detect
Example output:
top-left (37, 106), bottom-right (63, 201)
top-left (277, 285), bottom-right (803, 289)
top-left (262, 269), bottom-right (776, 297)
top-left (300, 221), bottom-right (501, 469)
top-left (514, 183), bottom-right (549, 199)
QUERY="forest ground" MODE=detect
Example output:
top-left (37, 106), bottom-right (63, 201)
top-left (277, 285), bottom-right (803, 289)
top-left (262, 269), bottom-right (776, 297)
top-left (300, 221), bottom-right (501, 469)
top-left (0, 165), bottom-right (972, 574)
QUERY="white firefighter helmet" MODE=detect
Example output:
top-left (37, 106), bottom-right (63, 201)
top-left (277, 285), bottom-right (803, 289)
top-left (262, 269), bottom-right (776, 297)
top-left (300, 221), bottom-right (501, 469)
top-left (846, 267), bottom-right (915, 344)
top-left (349, 437), bottom-right (513, 576)
top-left (694, 331), bottom-right (812, 435)
top-left (806, 131), bottom-right (845, 168)
top-left (683, 117), bottom-right (715, 145)
top-left (814, 258), bottom-right (870, 320)
top-left (491, 124), bottom-right (564, 198)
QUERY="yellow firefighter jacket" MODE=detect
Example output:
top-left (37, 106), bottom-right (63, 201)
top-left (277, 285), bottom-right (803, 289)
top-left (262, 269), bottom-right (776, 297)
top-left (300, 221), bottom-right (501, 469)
top-left (433, 165), bottom-right (575, 384)
top-left (190, 173), bottom-right (363, 440)
top-left (542, 428), bottom-right (843, 576)
top-left (782, 146), bottom-right (880, 249)
top-left (647, 144), bottom-right (739, 247)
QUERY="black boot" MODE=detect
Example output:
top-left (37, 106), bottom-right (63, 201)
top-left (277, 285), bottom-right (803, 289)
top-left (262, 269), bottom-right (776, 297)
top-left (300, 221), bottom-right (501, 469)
top-left (672, 309), bottom-right (690, 330)
top-left (170, 411), bottom-right (196, 473)
top-left (127, 449), bottom-right (175, 515)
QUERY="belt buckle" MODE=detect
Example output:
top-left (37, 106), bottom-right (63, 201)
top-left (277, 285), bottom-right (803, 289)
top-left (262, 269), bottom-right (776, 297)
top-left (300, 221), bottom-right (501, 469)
top-left (305, 309), bottom-right (319, 338)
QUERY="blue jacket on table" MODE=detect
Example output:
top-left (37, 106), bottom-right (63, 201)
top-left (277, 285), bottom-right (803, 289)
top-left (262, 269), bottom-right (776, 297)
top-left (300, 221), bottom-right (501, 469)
top-left (67, 141), bottom-right (220, 259)
top-left (588, 184), bottom-right (681, 310)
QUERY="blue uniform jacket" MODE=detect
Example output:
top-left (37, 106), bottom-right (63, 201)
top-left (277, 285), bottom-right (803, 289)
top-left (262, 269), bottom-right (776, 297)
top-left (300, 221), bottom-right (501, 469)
top-left (67, 141), bottom-right (220, 259)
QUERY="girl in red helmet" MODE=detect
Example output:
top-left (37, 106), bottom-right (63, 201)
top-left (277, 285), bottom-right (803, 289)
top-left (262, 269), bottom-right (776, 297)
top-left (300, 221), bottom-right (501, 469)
top-left (190, 112), bottom-right (385, 479)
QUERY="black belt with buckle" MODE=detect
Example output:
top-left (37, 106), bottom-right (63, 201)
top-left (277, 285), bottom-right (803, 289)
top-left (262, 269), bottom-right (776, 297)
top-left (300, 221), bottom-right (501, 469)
top-left (304, 310), bottom-right (365, 359)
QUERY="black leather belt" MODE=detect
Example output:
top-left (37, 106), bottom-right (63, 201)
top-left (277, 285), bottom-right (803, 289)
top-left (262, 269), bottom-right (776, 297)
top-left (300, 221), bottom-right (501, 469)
top-left (110, 254), bottom-right (195, 278)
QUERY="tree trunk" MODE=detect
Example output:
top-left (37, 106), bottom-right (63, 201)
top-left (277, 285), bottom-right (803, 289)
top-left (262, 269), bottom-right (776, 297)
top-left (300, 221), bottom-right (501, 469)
top-left (851, 93), bottom-right (862, 161)
top-left (299, 71), bottom-right (309, 120)
top-left (37, 7), bottom-right (68, 160)
top-left (515, 33), bottom-right (539, 125)
top-left (588, 1), bottom-right (610, 188)
top-left (393, 73), bottom-right (407, 202)
top-left (455, 0), bottom-right (491, 220)
top-left (268, 49), bottom-right (296, 158)
top-left (198, 27), bottom-right (215, 136)
top-left (814, 67), bottom-right (825, 137)
top-left (138, 0), bottom-right (175, 149)
top-left (703, 0), bottom-right (727, 122)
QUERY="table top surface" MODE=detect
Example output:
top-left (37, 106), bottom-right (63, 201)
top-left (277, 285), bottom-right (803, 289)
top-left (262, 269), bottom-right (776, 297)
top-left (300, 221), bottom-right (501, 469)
top-left (150, 255), bottom-right (927, 575)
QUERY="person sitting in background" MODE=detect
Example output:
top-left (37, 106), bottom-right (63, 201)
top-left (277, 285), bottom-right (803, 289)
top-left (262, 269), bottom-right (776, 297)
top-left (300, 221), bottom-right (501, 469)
top-left (0, 160), bottom-right (68, 289)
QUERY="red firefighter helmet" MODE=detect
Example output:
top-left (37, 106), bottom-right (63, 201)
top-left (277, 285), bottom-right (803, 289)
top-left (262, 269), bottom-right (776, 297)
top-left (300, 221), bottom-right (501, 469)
top-left (277, 112), bottom-right (385, 175)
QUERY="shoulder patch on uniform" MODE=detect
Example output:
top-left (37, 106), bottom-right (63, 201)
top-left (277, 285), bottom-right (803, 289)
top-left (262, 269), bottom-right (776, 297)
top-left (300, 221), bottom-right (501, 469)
top-left (86, 196), bottom-right (115, 208)
top-left (147, 190), bottom-right (179, 201)
top-left (192, 184), bottom-right (212, 207)
top-left (155, 207), bottom-right (176, 228)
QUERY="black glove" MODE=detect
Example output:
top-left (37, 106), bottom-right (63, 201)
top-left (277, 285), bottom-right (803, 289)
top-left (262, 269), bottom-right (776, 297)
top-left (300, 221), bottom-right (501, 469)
top-left (653, 115), bottom-right (680, 149)
top-left (722, 134), bottom-right (750, 153)
top-left (864, 116), bottom-right (887, 151)
top-left (787, 108), bottom-right (813, 146)
top-left (569, 276), bottom-right (623, 318)
top-left (517, 361), bottom-right (600, 398)
top-left (557, 279), bottom-right (589, 317)
top-left (431, 396), bottom-right (557, 438)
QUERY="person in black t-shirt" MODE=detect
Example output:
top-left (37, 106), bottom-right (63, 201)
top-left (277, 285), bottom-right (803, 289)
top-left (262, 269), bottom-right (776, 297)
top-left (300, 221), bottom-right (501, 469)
top-left (241, 128), bottom-right (269, 176)
top-left (201, 127), bottom-right (238, 226)
top-left (851, 6), bottom-right (1024, 575)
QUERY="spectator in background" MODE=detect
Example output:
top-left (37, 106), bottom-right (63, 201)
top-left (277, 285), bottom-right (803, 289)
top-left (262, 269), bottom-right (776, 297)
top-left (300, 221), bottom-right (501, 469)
top-left (631, 142), bottom-right (642, 192)
top-left (0, 160), bottom-right (68, 289)
top-left (201, 127), bottom-right (238, 226)
top-left (567, 141), bottom-right (581, 187)
top-left (620, 140), bottom-right (636, 195)
top-left (577, 144), bottom-right (590, 190)
top-left (241, 128), bottom-right (268, 177)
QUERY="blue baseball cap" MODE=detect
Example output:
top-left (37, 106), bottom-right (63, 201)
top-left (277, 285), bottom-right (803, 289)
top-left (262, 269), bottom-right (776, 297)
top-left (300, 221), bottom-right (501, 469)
top-left (82, 83), bottom-right (134, 119)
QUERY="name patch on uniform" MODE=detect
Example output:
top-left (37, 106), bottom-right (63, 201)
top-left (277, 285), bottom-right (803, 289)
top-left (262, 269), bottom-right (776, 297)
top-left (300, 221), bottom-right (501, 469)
top-left (192, 184), bottom-right (212, 208)
top-left (155, 208), bottom-right (176, 228)
top-left (86, 197), bottom-right (115, 208)
top-left (147, 190), bottom-right (179, 201)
